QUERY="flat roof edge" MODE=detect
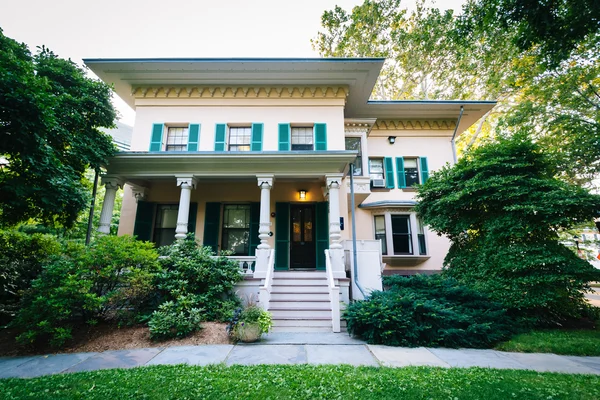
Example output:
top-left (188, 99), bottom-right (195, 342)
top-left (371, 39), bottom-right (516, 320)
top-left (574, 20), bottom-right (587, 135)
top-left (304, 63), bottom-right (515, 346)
top-left (367, 100), bottom-right (497, 105)
top-left (83, 57), bottom-right (387, 63)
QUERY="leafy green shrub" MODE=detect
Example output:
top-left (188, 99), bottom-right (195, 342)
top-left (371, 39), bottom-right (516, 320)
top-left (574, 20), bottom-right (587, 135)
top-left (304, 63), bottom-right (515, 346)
top-left (0, 229), bottom-right (61, 325)
top-left (148, 297), bottom-right (204, 340)
top-left (11, 235), bottom-right (160, 347)
top-left (345, 274), bottom-right (515, 348)
top-left (155, 235), bottom-right (243, 323)
top-left (227, 304), bottom-right (272, 342)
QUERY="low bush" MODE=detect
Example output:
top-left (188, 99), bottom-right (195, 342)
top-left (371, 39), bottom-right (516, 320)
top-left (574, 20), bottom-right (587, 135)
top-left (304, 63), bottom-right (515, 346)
top-left (154, 235), bottom-right (243, 323)
top-left (148, 297), bottom-right (204, 340)
top-left (0, 229), bottom-right (61, 325)
top-left (345, 274), bottom-right (515, 348)
top-left (11, 235), bottom-right (160, 347)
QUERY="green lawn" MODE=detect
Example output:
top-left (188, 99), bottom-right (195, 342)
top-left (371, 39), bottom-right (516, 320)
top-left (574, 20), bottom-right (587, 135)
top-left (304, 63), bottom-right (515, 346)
top-left (496, 327), bottom-right (600, 356)
top-left (1, 365), bottom-right (599, 400)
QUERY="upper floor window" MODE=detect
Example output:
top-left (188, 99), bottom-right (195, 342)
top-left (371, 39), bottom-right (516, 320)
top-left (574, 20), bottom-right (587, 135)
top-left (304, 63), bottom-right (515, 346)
top-left (291, 127), bottom-right (314, 150)
top-left (345, 137), bottom-right (362, 175)
top-left (166, 127), bottom-right (188, 151)
top-left (229, 127), bottom-right (251, 152)
top-left (404, 158), bottom-right (420, 186)
top-left (369, 158), bottom-right (386, 187)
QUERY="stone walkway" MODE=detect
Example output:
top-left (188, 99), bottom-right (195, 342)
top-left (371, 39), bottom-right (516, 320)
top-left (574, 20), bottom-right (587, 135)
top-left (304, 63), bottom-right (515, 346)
top-left (1, 333), bottom-right (599, 379)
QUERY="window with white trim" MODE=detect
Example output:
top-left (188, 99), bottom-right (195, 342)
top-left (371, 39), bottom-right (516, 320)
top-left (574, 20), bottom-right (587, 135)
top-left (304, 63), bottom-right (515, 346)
top-left (404, 158), bottom-right (420, 186)
top-left (345, 137), bottom-right (362, 175)
top-left (154, 204), bottom-right (179, 247)
top-left (221, 204), bottom-right (251, 255)
top-left (229, 127), bottom-right (251, 152)
top-left (166, 127), bottom-right (188, 151)
top-left (369, 158), bottom-right (384, 180)
top-left (291, 127), bottom-right (314, 150)
top-left (373, 213), bottom-right (428, 256)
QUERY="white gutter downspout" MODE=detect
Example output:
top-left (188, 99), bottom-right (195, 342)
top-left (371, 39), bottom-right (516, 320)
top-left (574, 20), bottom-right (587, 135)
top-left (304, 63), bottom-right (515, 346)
top-left (451, 105), bottom-right (464, 164)
top-left (350, 163), bottom-right (366, 298)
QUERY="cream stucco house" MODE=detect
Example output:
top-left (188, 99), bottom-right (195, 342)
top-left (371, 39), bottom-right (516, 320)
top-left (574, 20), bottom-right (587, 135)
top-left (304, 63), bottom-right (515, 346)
top-left (85, 58), bottom-right (495, 332)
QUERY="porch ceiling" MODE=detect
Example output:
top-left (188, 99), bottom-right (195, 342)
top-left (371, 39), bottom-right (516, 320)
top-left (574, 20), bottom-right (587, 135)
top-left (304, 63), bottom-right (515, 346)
top-left (105, 151), bottom-right (357, 180)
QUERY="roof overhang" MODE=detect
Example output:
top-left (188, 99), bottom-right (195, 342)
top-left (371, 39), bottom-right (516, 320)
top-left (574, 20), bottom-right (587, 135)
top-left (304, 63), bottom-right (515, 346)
top-left (83, 58), bottom-right (385, 109)
top-left (105, 151), bottom-right (357, 179)
top-left (350, 100), bottom-right (497, 135)
top-left (359, 200), bottom-right (418, 209)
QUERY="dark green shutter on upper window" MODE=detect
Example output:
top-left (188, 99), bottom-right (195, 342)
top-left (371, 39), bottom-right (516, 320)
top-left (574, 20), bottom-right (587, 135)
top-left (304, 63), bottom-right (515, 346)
top-left (214, 124), bottom-right (226, 151)
top-left (251, 123), bottom-right (263, 151)
top-left (396, 157), bottom-right (406, 188)
top-left (187, 203), bottom-right (198, 237)
top-left (384, 157), bottom-right (395, 189)
top-left (248, 202), bottom-right (260, 257)
top-left (275, 202), bottom-right (290, 270)
top-left (420, 157), bottom-right (429, 183)
top-left (149, 123), bottom-right (164, 151)
top-left (278, 123), bottom-right (290, 151)
top-left (203, 202), bottom-right (221, 253)
top-left (187, 124), bottom-right (200, 151)
top-left (315, 201), bottom-right (329, 271)
top-left (315, 123), bottom-right (327, 150)
top-left (133, 201), bottom-right (155, 241)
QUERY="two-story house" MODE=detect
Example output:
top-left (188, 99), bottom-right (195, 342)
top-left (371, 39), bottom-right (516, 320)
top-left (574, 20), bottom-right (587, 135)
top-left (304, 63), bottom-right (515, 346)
top-left (85, 58), bottom-right (495, 332)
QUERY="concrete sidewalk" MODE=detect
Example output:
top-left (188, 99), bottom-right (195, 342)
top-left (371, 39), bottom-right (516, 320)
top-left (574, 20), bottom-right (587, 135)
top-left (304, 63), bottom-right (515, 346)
top-left (1, 333), bottom-right (599, 379)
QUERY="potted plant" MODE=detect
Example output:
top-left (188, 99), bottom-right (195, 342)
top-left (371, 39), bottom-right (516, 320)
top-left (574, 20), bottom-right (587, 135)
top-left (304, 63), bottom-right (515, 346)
top-left (227, 304), bottom-right (272, 343)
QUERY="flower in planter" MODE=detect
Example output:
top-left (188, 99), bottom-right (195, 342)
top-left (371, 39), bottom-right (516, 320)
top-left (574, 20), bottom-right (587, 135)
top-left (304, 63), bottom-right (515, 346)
top-left (227, 304), bottom-right (272, 343)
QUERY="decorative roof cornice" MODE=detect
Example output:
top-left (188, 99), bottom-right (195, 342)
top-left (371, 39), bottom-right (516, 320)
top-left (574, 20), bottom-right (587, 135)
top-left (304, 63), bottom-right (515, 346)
top-left (131, 85), bottom-right (349, 100)
top-left (344, 119), bottom-right (376, 134)
top-left (373, 120), bottom-right (456, 130)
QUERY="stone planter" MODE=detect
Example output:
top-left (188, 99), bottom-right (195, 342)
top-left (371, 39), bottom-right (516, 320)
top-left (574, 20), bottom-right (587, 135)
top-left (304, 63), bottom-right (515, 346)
top-left (235, 322), bottom-right (262, 343)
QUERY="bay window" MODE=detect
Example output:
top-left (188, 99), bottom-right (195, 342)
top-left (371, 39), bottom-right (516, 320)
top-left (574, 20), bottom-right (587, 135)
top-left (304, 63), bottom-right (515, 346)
top-left (373, 212), bottom-right (428, 256)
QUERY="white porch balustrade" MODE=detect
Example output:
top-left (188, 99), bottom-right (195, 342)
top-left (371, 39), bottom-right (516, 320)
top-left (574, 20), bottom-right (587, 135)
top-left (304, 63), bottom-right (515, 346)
top-left (325, 249), bottom-right (341, 332)
top-left (258, 249), bottom-right (275, 311)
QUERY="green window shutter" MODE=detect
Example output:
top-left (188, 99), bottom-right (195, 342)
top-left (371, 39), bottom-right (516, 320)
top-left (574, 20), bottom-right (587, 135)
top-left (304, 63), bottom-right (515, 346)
top-left (384, 157), bottom-right (395, 189)
top-left (203, 202), bottom-right (221, 253)
top-left (396, 157), bottom-right (406, 188)
top-left (133, 201), bottom-right (155, 241)
top-left (251, 123), bottom-right (263, 151)
top-left (187, 124), bottom-right (200, 151)
top-left (315, 202), bottom-right (329, 271)
top-left (420, 157), bottom-right (429, 183)
top-left (214, 124), bottom-right (226, 151)
top-left (188, 202), bottom-right (198, 237)
top-left (278, 123), bottom-right (290, 151)
top-left (315, 123), bottom-right (327, 150)
top-left (275, 202), bottom-right (290, 270)
top-left (149, 123), bottom-right (164, 151)
top-left (249, 202), bottom-right (260, 257)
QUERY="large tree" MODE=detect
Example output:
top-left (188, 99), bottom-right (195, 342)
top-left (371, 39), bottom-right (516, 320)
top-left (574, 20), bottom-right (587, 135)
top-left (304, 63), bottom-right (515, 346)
top-left (415, 135), bottom-right (600, 325)
top-left (313, 0), bottom-right (600, 185)
top-left (0, 29), bottom-right (116, 227)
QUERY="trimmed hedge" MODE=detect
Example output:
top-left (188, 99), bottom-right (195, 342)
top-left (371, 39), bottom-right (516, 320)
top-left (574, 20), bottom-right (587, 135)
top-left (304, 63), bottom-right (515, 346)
top-left (345, 274), bottom-right (515, 348)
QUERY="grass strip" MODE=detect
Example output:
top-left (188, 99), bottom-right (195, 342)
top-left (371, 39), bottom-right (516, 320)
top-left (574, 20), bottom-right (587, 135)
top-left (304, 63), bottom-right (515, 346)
top-left (496, 328), bottom-right (600, 356)
top-left (1, 364), bottom-right (599, 400)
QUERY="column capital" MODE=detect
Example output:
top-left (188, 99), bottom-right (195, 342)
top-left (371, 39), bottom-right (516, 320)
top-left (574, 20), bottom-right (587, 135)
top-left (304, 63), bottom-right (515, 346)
top-left (176, 176), bottom-right (197, 189)
top-left (257, 174), bottom-right (274, 189)
top-left (101, 176), bottom-right (124, 190)
top-left (326, 174), bottom-right (343, 189)
top-left (130, 185), bottom-right (148, 203)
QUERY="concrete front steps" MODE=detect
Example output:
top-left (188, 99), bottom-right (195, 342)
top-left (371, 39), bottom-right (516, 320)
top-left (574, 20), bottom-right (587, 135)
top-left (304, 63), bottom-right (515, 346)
top-left (269, 271), bottom-right (344, 333)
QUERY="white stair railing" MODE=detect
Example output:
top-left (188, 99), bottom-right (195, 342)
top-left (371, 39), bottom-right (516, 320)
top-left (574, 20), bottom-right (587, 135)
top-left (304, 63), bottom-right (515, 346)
top-left (325, 249), bottom-right (341, 333)
top-left (258, 249), bottom-right (275, 310)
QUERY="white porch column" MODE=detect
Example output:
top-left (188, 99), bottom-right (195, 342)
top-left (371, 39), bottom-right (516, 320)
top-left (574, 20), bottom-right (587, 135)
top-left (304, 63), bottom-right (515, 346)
top-left (326, 174), bottom-right (343, 249)
top-left (174, 176), bottom-right (197, 240)
top-left (98, 177), bottom-right (123, 234)
top-left (326, 174), bottom-right (346, 279)
top-left (254, 175), bottom-right (274, 279)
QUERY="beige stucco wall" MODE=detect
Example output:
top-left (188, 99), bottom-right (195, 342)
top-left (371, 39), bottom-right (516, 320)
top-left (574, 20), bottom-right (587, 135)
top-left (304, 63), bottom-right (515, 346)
top-left (130, 98), bottom-right (346, 152)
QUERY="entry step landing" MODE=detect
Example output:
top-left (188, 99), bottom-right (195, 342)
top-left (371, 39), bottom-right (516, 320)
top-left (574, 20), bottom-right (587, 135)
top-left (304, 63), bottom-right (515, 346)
top-left (269, 271), bottom-right (344, 333)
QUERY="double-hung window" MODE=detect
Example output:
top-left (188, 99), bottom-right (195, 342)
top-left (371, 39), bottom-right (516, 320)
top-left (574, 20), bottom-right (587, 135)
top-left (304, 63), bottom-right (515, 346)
top-left (374, 213), bottom-right (427, 256)
top-left (229, 127), bottom-right (251, 152)
top-left (345, 137), bottom-right (362, 176)
top-left (221, 205), bottom-right (251, 255)
top-left (154, 205), bottom-right (179, 247)
top-left (404, 158), bottom-right (420, 186)
top-left (291, 127), bottom-right (314, 150)
top-left (165, 127), bottom-right (188, 151)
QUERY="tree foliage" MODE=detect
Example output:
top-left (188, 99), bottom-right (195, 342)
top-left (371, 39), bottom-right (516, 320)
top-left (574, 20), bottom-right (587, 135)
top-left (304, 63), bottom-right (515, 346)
top-left (0, 28), bottom-right (116, 227)
top-left (313, 0), bottom-right (600, 184)
top-left (415, 135), bottom-right (600, 325)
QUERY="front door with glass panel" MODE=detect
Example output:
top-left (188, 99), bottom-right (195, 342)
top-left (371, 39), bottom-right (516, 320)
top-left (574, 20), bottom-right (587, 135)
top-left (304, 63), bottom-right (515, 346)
top-left (289, 204), bottom-right (316, 269)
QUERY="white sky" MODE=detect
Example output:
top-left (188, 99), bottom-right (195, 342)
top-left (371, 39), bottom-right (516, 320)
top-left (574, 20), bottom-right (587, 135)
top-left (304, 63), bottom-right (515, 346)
top-left (1, 0), bottom-right (465, 125)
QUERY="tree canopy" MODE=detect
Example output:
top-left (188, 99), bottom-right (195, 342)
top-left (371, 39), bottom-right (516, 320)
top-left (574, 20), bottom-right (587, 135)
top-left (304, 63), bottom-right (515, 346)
top-left (415, 135), bottom-right (600, 325)
top-left (313, 0), bottom-right (600, 185)
top-left (0, 29), bottom-right (116, 227)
